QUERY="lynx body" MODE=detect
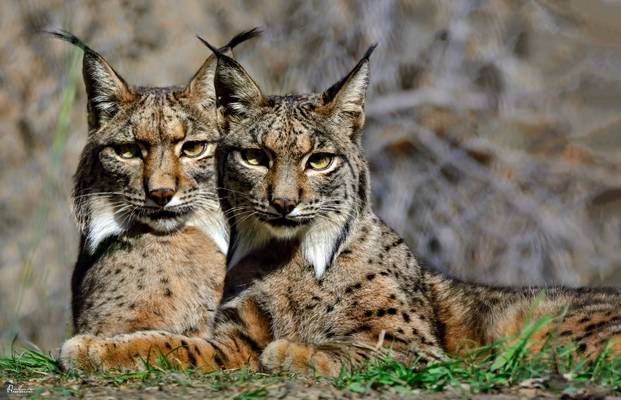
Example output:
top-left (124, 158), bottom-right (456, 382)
top-left (54, 29), bottom-right (259, 336)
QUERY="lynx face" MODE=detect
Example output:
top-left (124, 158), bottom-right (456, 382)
top-left (82, 90), bottom-right (220, 238)
top-left (207, 40), bottom-right (376, 277)
top-left (60, 30), bottom-right (259, 254)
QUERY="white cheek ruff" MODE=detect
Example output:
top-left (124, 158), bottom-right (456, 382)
top-left (187, 209), bottom-right (229, 255)
top-left (226, 214), bottom-right (348, 279)
top-left (86, 198), bottom-right (126, 254)
top-left (302, 219), bottom-right (346, 279)
top-left (85, 196), bottom-right (231, 255)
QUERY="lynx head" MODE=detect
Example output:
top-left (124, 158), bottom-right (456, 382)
top-left (51, 29), bottom-right (259, 254)
top-left (201, 38), bottom-right (376, 278)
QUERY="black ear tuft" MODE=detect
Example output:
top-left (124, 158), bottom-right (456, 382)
top-left (47, 29), bottom-right (134, 130)
top-left (44, 30), bottom-right (92, 52)
top-left (224, 27), bottom-right (262, 51)
top-left (196, 35), bottom-right (222, 56)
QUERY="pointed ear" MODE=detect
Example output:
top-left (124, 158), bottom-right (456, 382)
top-left (48, 30), bottom-right (135, 130)
top-left (320, 44), bottom-right (377, 135)
top-left (186, 28), bottom-right (261, 107)
top-left (197, 36), bottom-right (265, 124)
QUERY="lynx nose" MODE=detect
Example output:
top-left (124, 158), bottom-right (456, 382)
top-left (148, 188), bottom-right (176, 207)
top-left (271, 197), bottom-right (298, 216)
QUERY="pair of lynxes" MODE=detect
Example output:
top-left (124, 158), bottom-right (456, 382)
top-left (54, 28), bottom-right (621, 376)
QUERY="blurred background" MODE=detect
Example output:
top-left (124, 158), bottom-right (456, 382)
top-left (1, 0), bottom-right (621, 355)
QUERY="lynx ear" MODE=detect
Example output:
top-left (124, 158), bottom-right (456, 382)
top-left (197, 36), bottom-right (265, 124)
top-left (187, 28), bottom-right (261, 106)
top-left (320, 44), bottom-right (377, 136)
top-left (47, 30), bottom-right (134, 130)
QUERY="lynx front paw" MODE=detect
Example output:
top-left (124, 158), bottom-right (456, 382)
top-left (60, 334), bottom-right (99, 372)
top-left (60, 334), bottom-right (146, 372)
top-left (260, 339), bottom-right (340, 377)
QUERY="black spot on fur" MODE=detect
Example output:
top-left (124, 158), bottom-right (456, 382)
top-left (377, 309), bottom-right (386, 317)
top-left (402, 312), bottom-right (411, 322)
top-left (387, 308), bottom-right (397, 315)
top-left (164, 288), bottom-right (172, 297)
top-left (214, 354), bottom-right (224, 368)
top-left (188, 351), bottom-right (197, 367)
top-left (216, 307), bottom-right (244, 326)
top-left (384, 333), bottom-right (408, 344)
top-left (366, 273), bottom-right (375, 280)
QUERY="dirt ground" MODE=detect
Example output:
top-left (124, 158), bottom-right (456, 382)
top-left (2, 0), bottom-right (621, 361)
top-left (3, 376), bottom-right (620, 400)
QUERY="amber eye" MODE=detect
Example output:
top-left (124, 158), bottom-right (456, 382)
top-left (240, 148), bottom-right (269, 167)
top-left (114, 144), bottom-right (141, 159)
top-left (181, 141), bottom-right (209, 158)
top-left (307, 153), bottom-right (334, 171)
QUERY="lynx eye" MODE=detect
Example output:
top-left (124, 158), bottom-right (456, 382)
top-left (181, 141), bottom-right (209, 158)
top-left (114, 144), bottom-right (141, 159)
top-left (240, 148), bottom-right (269, 167)
top-left (307, 153), bottom-right (334, 171)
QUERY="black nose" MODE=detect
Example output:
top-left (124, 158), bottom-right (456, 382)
top-left (271, 197), bottom-right (298, 216)
top-left (149, 188), bottom-right (176, 207)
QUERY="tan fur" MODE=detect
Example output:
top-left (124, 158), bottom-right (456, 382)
top-left (75, 227), bottom-right (225, 336)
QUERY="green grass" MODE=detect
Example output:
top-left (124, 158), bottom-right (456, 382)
top-left (1, 320), bottom-right (621, 398)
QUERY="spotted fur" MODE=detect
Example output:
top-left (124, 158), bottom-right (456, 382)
top-left (52, 29), bottom-right (260, 336)
top-left (61, 42), bottom-right (621, 375)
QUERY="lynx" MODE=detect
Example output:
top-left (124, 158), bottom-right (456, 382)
top-left (51, 29), bottom-right (259, 337)
top-left (60, 40), bottom-right (621, 376)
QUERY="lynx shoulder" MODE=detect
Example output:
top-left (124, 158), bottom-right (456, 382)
top-left (51, 29), bottom-right (259, 336)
